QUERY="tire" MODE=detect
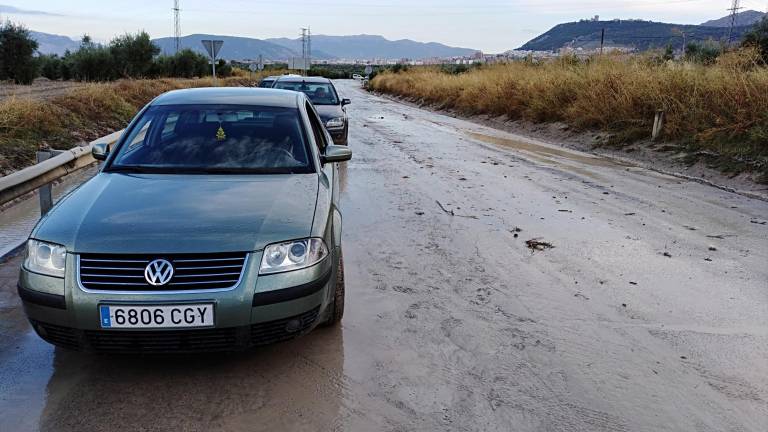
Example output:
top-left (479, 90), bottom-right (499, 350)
top-left (323, 249), bottom-right (345, 326)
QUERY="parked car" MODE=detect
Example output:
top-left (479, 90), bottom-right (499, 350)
top-left (258, 76), bottom-right (279, 87)
top-left (352, 74), bottom-right (363, 80)
top-left (18, 87), bottom-right (352, 353)
top-left (272, 76), bottom-right (350, 145)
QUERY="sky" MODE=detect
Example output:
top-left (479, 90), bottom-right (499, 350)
top-left (2, 0), bottom-right (767, 52)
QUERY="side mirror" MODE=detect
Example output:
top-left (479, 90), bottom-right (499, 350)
top-left (92, 143), bottom-right (110, 161)
top-left (341, 98), bottom-right (351, 106)
top-left (322, 145), bottom-right (352, 163)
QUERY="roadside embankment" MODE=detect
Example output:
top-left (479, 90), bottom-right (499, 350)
top-left (369, 53), bottom-right (768, 183)
top-left (0, 75), bottom-right (266, 175)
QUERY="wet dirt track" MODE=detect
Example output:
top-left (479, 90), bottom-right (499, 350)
top-left (1, 80), bottom-right (767, 431)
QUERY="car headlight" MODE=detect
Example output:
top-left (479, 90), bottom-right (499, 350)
top-left (259, 238), bottom-right (329, 275)
top-left (325, 117), bottom-right (345, 129)
top-left (24, 239), bottom-right (66, 278)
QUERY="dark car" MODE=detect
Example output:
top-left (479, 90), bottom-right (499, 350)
top-left (258, 76), bottom-right (279, 88)
top-left (273, 76), bottom-right (350, 145)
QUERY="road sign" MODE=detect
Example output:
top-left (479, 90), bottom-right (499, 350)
top-left (201, 40), bottom-right (224, 84)
top-left (201, 40), bottom-right (224, 60)
top-left (248, 63), bottom-right (259, 72)
top-left (364, 65), bottom-right (373, 75)
top-left (289, 57), bottom-right (309, 71)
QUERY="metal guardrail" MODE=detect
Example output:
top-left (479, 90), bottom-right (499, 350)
top-left (0, 130), bottom-right (123, 210)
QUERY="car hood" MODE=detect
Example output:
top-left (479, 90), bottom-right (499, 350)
top-left (33, 172), bottom-right (319, 254)
top-left (314, 104), bottom-right (345, 123)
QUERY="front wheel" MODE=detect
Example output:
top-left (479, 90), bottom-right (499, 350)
top-left (323, 250), bottom-right (345, 326)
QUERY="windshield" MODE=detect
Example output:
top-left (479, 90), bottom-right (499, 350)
top-left (107, 104), bottom-right (313, 174)
top-left (273, 81), bottom-right (339, 105)
top-left (259, 79), bottom-right (275, 88)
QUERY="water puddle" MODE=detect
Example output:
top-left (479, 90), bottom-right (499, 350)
top-left (465, 131), bottom-right (627, 180)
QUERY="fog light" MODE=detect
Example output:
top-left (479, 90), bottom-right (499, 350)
top-left (285, 319), bottom-right (301, 333)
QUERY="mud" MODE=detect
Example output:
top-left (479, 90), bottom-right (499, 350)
top-left (0, 80), bottom-right (767, 431)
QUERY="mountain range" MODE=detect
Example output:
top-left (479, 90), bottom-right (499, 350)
top-left (701, 9), bottom-right (765, 27)
top-left (31, 31), bottom-right (476, 61)
top-left (519, 10), bottom-right (765, 52)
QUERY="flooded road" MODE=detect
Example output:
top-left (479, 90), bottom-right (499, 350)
top-left (1, 80), bottom-right (767, 431)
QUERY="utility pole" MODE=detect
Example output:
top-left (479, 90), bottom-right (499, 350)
top-left (599, 28), bottom-right (605, 55)
top-left (173, 0), bottom-right (181, 54)
top-left (300, 27), bottom-right (311, 76)
top-left (727, 0), bottom-right (743, 46)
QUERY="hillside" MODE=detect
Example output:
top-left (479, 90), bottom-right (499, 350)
top-left (152, 34), bottom-right (297, 60)
top-left (267, 34), bottom-right (476, 60)
top-left (519, 19), bottom-right (755, 52)
top-left (701, 10), bottom-right (765, 27)
top-left (30, 31), bottom-right (79, 56)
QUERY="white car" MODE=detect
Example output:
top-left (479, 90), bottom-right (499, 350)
top-left (352, 74), bottom-right (363, 80)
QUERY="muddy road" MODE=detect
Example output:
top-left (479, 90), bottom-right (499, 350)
top-left (1, 80), bottom-right (767, 431)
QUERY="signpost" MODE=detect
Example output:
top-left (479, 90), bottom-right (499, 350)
top-left (364, 65), bottom-right (373, 77)
top-left (201, 40), bottom-right (224, 85)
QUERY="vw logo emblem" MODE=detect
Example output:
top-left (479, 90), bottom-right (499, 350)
top-left (144, 259), bottom-right (174, 286)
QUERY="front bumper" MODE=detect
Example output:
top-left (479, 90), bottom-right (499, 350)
top-left (18, 251), bottom-right (335, 352)
top-left (28, 306), bottom-right (321, 353)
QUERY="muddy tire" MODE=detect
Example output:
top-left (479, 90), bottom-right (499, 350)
top-left (323, 250), bottom-right (345, 326)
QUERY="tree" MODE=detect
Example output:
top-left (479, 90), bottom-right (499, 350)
top-left (0, 21), bottom-right (39, 84)
top-left (742, 17), bottom-right (768, 63)
top-left (109, 31), bottom-right (160, 78)
top-left (67, 35), bottom-right (115, 81)
top-left (37, 54), bottom-right (63, 80)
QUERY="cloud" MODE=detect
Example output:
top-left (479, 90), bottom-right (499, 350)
top-left (0, 4), bottom-right (63, 17)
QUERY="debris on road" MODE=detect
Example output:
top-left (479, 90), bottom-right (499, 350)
top-left (415, 211), bottom-right (424, 216)
top-left (662, 251), bottom-right (672, 257)
top-left (624, 212), bottom-right (636, 216)
top-left (708, 245), bottom-right (718, 251)
top-left (525, 238), bottom-right (554, 252)
top-left (436, 200), bottom-right (478, 219)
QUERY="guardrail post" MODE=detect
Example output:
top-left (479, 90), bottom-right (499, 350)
top-left (36, 150), bottom-right (63, 216)
top-left (652, 110), bottom-right (665, 141)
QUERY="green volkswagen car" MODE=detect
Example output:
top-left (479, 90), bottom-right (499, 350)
top-left (17, 87), bottom-right (351, 353)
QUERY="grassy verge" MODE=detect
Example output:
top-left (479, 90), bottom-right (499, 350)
top-left (0, 74), bottom-right (272, 175)
top-left (370, 52), bottom-right (768, 181)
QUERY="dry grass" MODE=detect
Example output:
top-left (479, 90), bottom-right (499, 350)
top-left (0, 73), bottom-right (277, 175)
top-left (371, 52), bottom-right (768, 177)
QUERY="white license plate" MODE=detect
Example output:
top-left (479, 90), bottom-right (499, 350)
top-left (99, 304), bottom-right (214, 329)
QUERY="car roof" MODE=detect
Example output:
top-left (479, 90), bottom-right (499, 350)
top-left (274, 76), bottom-right (332, 84)
top-left (151, 87), bottom-right (303, 108)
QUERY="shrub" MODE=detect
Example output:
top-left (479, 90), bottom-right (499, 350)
top-left (742, 17), bottom-right (768, 64)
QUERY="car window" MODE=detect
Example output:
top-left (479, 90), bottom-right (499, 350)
top-left (126, 117), bottom-right (152, 150)
top-left (274, 82), bottom-right (339, 105)
top-left (107, 104), bottom-right (313, 174)
top-left (305, 102), bottom-right (328, 152)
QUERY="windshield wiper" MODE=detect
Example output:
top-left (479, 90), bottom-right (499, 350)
top-left (105, 165), bottom-right (157, 173)
top-left (199, 167), bottom-right (304, 174)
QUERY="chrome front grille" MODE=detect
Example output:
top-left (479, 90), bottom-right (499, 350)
top-left (78, 252), bottom-right (248, 292)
